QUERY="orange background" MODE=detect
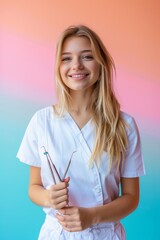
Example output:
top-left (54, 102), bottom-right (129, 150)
top-left (0, 1), bottom-right (160, 239)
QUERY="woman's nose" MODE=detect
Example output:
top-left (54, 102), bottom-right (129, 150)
top-left (72, 58), bottom-right (84, 70)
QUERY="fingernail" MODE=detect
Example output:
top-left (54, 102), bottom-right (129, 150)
top-left (64, 177), bottom-right (69, 183)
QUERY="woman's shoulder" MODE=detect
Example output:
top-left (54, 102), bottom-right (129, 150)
top-left (33, 105), bottom-right (67, 124)
top-left (35, 105), bottom-right (53, 116)
top-left (120, 111), bottom-right (140, 135)
top-left (28, 106), bottom-right (55, 126)
top-left (31, 106), bottom-right (49, 119)
top-left (34, 105), bottom-right (60, 119)
top-left (120, 111), bottom-right (135, 123)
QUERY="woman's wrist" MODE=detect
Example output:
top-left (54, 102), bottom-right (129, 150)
top-left (88, 207), bottom-right (100, 225)
top-left (44, 189), bottom-right (51, 208)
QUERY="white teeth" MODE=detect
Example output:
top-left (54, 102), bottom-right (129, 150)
top-left (70, 74), bottom-right (87, 78)
top-left (72, 74), bottom-right (84, 77)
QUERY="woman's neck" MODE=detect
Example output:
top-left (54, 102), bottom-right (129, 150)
top-left (69, 89), bottom-right (92, 114)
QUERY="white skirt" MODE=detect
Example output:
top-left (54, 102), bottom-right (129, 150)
top-left (38, 215), bottom-right (126, 240)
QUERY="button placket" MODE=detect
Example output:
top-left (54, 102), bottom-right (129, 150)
top-left (65, 114), bottom-right (104, 206)
top-left (91, 162), bottom-right (103, 205)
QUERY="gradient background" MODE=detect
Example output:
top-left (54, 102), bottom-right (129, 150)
top-left (0, 0), bottom-right (160, 239)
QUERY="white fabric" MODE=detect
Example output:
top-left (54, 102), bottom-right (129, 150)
top-left (38, 215), bottom-right (125, 240)
top-left (17, 106), bottom-right (145, 240)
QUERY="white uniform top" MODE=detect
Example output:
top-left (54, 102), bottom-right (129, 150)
top-left (17, 106), bottom-right (145, 240)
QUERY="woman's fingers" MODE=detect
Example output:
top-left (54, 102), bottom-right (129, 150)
top-left (56, 207), bottom-right (92, 232)
top-left (48, 181), bottom-right (69, 209)
top-left (50, 181), bottom-right (69, 191)
top-left (50, 187), bottom-right (68, 198)
top-left (64, 176), bottom-right (70, 183)
top-left (52, 200), bottom-right (68, 209)
top-left (57, 214), bottom-right (81, 232)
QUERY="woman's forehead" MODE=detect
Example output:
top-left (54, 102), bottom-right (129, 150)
top-left (61, 36), bottom-right (92, 53)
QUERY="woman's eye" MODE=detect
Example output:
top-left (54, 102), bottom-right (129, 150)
top-left (61, 57), bottom-right (71, 62)
top-left (82, 55), bottom-right (93, 60)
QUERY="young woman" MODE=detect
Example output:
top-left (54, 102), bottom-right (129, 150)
top-left (17, 25), bottom-right (145, 240)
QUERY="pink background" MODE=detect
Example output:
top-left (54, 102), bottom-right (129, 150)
top-left (0, 1), bottom-right (160, 239)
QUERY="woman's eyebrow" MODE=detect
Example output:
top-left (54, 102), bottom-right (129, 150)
top-left (61, 50), bottom-right (92, 55)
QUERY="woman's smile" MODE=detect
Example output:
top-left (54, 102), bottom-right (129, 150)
top-left (68, 73), bottom-right (89, 80)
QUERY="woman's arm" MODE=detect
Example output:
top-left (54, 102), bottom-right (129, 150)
top-left (91, 177), bottom-right (139, 223)
top-left (28, 166), bottom-right (69, 209)
top-left (56, 177), bottom-right (139, 232)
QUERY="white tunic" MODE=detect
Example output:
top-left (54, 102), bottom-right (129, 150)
top-left (17, 106), bottom-right (145, 240)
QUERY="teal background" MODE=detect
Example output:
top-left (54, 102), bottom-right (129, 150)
top-left (1, 1), bottom-right (160, 239)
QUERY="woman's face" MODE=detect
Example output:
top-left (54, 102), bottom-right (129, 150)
top-left (59, 36), bottom-right (100, 92)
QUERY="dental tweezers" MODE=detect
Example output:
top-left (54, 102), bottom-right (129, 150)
top-left (41, 146), bottom-right (76, 184)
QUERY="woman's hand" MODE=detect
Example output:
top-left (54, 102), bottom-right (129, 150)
top-left (48, 177), bottom-right (70, 210)
top-left (56, 206), bottom-right (93, 232)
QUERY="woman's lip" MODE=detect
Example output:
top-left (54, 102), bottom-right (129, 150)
top-left (68, 73), bottom-right (89, 78)
top-left (68, 73), bottom-right (89, 80)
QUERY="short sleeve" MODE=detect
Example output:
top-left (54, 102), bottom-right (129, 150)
top-left (16, 113), bottom-right (41, 167)
top-left (120, 116), bottom-right (145, 177)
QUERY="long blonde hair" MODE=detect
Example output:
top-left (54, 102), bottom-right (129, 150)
top-left (54, 25), bottom-right (128, 172)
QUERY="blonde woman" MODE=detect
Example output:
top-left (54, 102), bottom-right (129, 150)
top-left (17, 25), bottom-right (145, 240)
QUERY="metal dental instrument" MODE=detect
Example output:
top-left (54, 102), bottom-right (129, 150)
top-left (62, 150), bottom-right (76, 181)
top-left (41, 146), bottom-right (61, 182)
top-left (41, 146), bottom-right (76, 184)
